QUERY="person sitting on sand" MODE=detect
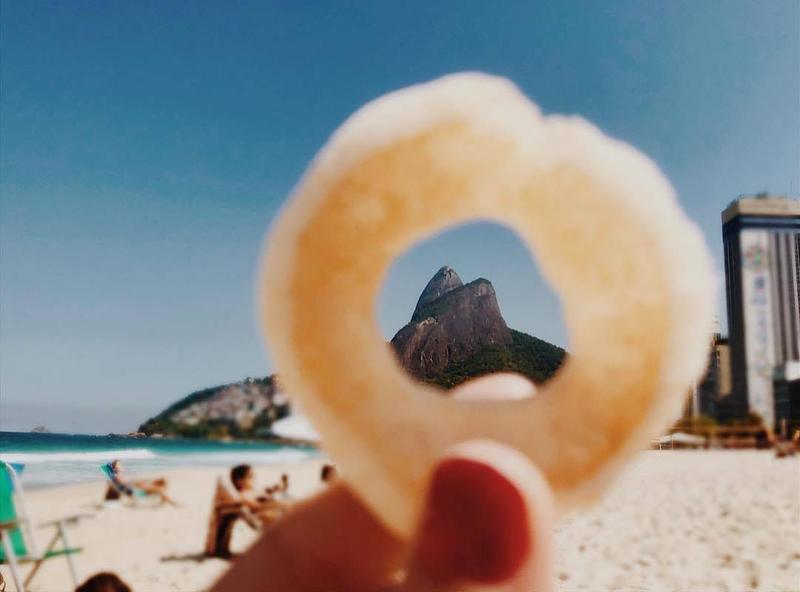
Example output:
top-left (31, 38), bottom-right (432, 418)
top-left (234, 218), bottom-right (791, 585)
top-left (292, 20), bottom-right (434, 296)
top-left (280, 473), bottom-right (290, 497)
top-left (320, 463), bottom-right (338, 484)
top-left (106, 460), bottom-right (177, 506)
top-left (775, 428), bottom-right (800, 458)
top-left (231, 464), bottom-right (290, 522)
top-left (204, 465), bottom-right (290, 559)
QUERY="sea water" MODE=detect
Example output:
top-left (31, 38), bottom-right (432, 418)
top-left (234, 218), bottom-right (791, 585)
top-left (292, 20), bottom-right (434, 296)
top-left (0, 431), bottom-right (320, 489)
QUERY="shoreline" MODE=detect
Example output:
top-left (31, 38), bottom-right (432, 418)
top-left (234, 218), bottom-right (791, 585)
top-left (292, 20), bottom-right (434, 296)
top-left (0, 431), bottom-right (322, 491)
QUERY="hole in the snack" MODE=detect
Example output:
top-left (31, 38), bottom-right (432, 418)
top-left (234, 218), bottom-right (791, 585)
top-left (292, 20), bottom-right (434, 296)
top-left (378, 221), bottom-right (567, 396)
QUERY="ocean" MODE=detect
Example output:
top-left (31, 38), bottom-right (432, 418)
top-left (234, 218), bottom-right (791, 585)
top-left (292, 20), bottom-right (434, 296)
top-left (0, 431), bottom-right (321, 489)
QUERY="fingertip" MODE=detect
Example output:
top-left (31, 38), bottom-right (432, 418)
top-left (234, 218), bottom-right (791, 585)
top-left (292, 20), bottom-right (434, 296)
top-left (415, 456), bottom-right (530, 585)
top-left (450, 373), bottom-right (537, 401)
top-left (412, 441), bottom-right (555, 591)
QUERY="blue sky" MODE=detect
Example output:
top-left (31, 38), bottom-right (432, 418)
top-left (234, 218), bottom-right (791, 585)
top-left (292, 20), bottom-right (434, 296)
top-left (1, 1), bottom-right (798, 433)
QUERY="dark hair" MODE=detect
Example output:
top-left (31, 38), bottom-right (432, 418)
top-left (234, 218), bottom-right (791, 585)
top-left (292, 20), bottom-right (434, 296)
top-left (75, 572), bottom-right (132, 592)
top-left (230, 464), bottom-right (252, 486)
top-left (320, 464), bottom-right (337, 482)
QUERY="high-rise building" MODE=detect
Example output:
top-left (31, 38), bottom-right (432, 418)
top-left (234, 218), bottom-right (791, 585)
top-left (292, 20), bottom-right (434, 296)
top-left (686, 333), bottom-right (731, 420)
top-left (721, 195), bottom-right (800, 430)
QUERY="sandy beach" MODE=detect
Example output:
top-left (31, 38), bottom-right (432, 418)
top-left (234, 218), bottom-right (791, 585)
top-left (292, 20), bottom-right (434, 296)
top-left (3, 451), bottom-right (798, 592)
top-left (556, 451), bottom-right (800, 592)
top-left (2, 459), bottom-right (327, 592)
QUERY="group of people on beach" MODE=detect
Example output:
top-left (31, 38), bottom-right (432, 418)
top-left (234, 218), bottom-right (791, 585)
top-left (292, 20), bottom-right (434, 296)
top-left (59, 459), bottom-right (340, 592)
top-left (0, 459), bottom-right (340, 591)
top-left (204, 461), bottom-right (338, 559)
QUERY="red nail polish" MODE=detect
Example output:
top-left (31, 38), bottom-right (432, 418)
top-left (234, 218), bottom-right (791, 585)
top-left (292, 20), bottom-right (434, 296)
top-left (416, 457), bottom-right (531, 585)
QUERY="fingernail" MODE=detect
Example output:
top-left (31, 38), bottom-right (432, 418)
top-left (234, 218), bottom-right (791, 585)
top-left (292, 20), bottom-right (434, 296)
top-left (416, 457), bottom-right (531, 585)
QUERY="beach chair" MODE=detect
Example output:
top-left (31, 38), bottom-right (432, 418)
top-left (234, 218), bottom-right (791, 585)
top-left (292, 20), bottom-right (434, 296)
top-left (99, 464), bottom-right (162, 507)
top-left (0, 461), bottom-right (84, 592)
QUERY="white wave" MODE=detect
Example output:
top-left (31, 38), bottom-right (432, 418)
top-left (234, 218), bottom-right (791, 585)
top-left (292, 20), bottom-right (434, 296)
top-left (0, 449), bottom-right (157, 464)
top-left (177, 449), bottom-right (319, 466)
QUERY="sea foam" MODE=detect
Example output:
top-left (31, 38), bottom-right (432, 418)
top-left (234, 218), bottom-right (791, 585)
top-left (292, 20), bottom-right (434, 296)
top-left (0, 448), bottom-right (157, 464)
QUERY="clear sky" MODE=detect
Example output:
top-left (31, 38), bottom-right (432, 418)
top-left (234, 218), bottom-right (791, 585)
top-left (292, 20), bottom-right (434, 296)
top-left (1, 1), bottom-right (798, 433)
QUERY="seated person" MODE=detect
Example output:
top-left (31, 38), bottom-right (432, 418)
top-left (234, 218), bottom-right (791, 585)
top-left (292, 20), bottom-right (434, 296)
top-left (204, 465), bottom-right (289, 559)
top-left (320, 463), bottom-right (338, 484)
top-left (105, 459), bottom-right (177, 506)
top-left (265, 473), bottom-right (291, 500)
top-left (234, 465), bottom-right (291, 522)
top-left (775, 429), bottom-right (800, 458)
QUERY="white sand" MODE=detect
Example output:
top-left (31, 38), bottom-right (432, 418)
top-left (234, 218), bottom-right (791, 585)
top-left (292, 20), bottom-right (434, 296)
top-left (556, 451), bottom-right (800, 592)
top-left (3, 452), bottom-right (798, 592)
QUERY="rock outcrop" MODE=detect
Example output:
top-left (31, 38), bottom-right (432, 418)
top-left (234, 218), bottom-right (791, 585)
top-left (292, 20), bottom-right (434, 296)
top-left (393, 275), bottom-right (513, 378)
top-left (391, 267), bottom-right (566, 388)
top-left (412, 266), bottom-right (465, 321)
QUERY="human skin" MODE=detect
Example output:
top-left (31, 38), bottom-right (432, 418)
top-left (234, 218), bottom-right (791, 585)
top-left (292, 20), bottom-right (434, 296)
top-left (211, 374), bottom-right (555, 592)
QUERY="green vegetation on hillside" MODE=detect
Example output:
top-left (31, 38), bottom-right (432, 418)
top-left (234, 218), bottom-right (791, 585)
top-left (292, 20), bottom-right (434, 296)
top-left (425, 329), bottom-right (566, 389)
top-left (138, 408), bottom-right (284, 440)
top-left (137, 376), bottom-right (288, 440)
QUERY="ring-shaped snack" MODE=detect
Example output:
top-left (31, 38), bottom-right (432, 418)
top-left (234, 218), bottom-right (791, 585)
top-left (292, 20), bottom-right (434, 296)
top-left (260, 73), bottom-right (714, 538)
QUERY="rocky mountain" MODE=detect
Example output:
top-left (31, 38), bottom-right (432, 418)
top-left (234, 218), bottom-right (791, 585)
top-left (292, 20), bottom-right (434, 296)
top-left (412, 265), bottom-right (466, 321)
top-left (391, 266), bottom-right (566, 389)
top-left (138, 376), bottom-right (290, 439)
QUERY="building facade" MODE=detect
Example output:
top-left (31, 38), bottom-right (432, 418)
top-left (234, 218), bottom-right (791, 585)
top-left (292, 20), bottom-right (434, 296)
top-left (687, 333), bottom-right (731, 420)
top-left (722, 196), bottom-right (800, 430)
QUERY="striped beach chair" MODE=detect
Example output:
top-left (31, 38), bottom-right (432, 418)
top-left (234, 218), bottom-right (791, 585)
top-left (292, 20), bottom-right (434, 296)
top-left (0, 461), bottom-right (85, 592)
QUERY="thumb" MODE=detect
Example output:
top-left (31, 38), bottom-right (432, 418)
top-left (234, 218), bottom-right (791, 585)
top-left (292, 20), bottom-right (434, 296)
top-left (400, 440), bottom-right (555, 592)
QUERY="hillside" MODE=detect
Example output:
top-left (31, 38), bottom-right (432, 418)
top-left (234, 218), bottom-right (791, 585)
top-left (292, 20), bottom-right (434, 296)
top-left (138, 376), bottom-right (289, 439)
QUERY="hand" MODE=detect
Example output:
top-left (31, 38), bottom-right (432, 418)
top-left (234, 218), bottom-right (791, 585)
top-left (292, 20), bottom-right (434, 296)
top-left (211, 374), bottom-right (555, 592)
